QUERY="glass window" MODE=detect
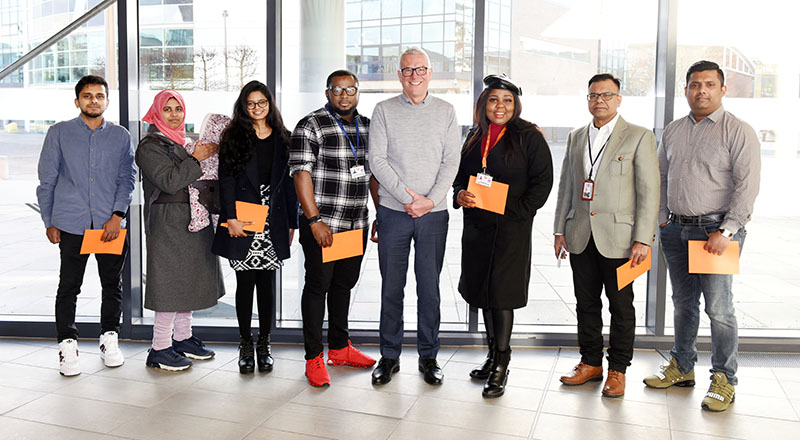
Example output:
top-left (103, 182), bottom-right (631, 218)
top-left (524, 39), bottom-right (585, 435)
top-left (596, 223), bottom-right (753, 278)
top-left (667, 0), bottom-right (800, 336)
top-left (401, 23), bottom-right (421, 44)
top-left (382, 24), bottom-right (400, 44)
top-left (362, 0), bottom-right (380, 19)
top-left (382, 0), bottom-right (400, 18)
top-left (422, 22), bottom-right (443, 42)
top-left (0, 2), bottom-right (118, 326)
top-left (282, 1), bottom-right (475, 332)
top-left (165, 28), bottom-right (192, 46)
top-left (402, 0), bottom-right (422, 16)
top-left (423, 0), bottom-right (444, 15)
top-left (491, 0), bottom-right (658, 332)
top-left (362, 26), bottom-right (380, 45)
top-left (135, 0), bottom-right (268, 329)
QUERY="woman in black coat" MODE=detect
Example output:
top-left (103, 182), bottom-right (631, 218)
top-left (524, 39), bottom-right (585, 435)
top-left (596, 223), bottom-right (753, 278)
top-left (453, 75), bottom-right (554, 397)
top-left (212, 80), bottom-right (298, 374)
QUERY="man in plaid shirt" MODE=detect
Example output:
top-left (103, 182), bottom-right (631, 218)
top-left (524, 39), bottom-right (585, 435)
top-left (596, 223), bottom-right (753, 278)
top-left (290, 69), bottom-right (377, 387)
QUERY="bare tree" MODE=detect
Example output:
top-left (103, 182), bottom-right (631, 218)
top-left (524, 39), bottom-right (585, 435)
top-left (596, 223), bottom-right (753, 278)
top-left (231, 45), bottom-right (258, 89)
top-left (90, 56), bottom-right (105, 77)
top-left (139, 48), bottom-right (194, 90)
top-left (194, 48), bottom-right (217, 91)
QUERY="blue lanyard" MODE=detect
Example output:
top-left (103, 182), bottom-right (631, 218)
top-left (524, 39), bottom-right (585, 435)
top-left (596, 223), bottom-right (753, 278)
top-left (325, 105), bottom-right (359, 161)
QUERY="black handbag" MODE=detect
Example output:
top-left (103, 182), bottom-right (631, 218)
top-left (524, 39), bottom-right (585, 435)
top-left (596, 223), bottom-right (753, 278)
top-left (191, 180), bottom-right (221, 214)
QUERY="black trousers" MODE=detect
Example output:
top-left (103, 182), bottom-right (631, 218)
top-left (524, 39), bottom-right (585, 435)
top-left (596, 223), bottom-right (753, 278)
top-left (56, 231), bottom-right (127, 342)
top-left (234, 269), bottom-right (275, 339)
top-left (299, 217), bottom-right (366, 360)
top-left (569, 235), bottom-right (635, 373)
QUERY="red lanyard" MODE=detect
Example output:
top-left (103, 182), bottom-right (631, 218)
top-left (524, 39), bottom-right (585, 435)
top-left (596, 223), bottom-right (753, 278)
top-left (482, 127), bottom-right (506, 170)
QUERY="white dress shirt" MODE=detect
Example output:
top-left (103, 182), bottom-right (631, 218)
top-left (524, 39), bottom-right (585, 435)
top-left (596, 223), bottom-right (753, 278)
top-left (584, 112), bottom-right (619, 180)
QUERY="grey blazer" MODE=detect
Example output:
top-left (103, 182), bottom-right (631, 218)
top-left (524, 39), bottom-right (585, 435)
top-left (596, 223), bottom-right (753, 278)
top-left (553, 116), bottom-right (660, 259)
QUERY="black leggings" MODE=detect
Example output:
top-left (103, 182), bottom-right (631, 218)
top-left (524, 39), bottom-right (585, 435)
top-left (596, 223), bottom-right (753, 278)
top-left (235, 269), bottom-right (275, 339)
top-left (483, 308), bottom-right (514, 352)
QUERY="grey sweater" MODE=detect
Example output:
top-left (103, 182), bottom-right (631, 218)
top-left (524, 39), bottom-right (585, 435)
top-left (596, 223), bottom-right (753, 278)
top-left (368, 94), bottom-right (462, 212)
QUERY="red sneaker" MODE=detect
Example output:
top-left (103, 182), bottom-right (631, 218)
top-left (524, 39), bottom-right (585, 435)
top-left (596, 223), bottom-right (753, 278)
top-left (305, 353), bottom-right (331, 387)
top-left (327, 340), bottom-right (376, 368)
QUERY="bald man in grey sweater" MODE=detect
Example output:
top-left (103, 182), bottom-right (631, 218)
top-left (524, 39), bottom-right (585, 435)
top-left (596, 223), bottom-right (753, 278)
top-left (369, 48), bottom-right (461, 386)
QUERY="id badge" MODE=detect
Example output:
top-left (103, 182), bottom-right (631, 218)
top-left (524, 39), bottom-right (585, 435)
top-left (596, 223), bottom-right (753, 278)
top-left (350, 165), bottom-right (366, 178)
top-left (581, 179), bottom-right (594, 201)
top-left (476, 172), bottom-right (493, 187)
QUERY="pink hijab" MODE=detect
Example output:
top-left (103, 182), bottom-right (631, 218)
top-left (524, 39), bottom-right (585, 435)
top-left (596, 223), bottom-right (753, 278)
top-left (142, 89), bottom-right (187, 146)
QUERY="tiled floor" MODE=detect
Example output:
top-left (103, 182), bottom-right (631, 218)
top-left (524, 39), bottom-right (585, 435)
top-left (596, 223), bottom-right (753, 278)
top-left (1, 338), bottom-right (799, 439)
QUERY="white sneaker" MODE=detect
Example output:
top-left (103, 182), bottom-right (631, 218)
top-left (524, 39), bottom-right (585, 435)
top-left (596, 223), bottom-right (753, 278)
top-left (58, 339), bottom-right (81, 376)
top-left (99, 331), bottom-right (125, 367)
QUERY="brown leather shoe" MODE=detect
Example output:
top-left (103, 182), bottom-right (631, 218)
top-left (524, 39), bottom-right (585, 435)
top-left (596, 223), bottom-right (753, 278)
top-left (560, 362), bottom-right (603, 386)
top-left (602, 370), bottom-right (625, 398)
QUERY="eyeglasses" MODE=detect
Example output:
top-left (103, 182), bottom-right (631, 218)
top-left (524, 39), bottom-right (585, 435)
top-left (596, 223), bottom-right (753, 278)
top-left (328, 86), bottom-right (358, 96)
top-left (246, 99), bottom-right (269, 109)
top-left (586, 92), bottom-right (619, 102)
top-left (399, 66), bottom-right (429, 77)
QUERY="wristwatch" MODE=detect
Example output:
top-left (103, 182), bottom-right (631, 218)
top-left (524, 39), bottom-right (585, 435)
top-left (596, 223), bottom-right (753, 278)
top-left (719, 229), bottom-right (734, 239)
top-left (307, 215), bottom-right (322, 225)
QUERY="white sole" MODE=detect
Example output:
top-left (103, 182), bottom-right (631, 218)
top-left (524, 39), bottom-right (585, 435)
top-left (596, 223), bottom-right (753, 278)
top-left (147, 362), bottom-right (191, 371)
top-left (182, 352), bottom-right (214, 360)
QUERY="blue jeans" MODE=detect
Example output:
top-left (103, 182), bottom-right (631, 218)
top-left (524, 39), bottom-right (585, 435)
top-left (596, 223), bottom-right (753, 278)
top-left (659, 220), bottom-right (746, 385)
top-left (377, 206), bottom-right (448, 360)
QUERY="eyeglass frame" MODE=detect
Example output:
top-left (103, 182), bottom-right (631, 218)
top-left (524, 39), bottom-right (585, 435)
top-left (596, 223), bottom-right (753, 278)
top-left (399, 66), bottom-right (430, 77)
top-left (327, 85), bottom-right (359, 96)
top-left (246, 99), bottom-right (269, 110)
top-left (586, 92), bottom-right (620, 102)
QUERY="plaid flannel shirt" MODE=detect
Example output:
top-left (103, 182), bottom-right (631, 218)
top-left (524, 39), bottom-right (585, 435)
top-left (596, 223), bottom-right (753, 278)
top-left (289, 106), bottom-right (370, 233)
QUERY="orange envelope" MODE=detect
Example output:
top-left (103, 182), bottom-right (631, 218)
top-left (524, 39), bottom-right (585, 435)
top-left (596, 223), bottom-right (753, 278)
top-left (616, 248), bottom-right (651, 290)
top-left (322, 229), bottom-right (364, 263)
top-left (688, 240), bottom-right (740, 274)
top-left (467, 175), bottom-right (509, 215)
top-left (221, 201), bottom-right (269, 232)
top-left (80, 229), bottom-right (127, 255)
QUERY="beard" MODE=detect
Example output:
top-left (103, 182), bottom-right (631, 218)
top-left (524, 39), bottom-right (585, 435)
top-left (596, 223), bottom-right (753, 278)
top-left (327, 102), bottom-right (356, 116)
top-left (81, 108), bottom-right (104, 119)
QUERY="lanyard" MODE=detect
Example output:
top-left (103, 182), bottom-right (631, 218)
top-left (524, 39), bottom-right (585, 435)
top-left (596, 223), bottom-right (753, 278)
top-left (586, 130), bottom-right (610, 181)
top-left (326, 105), bottom-right (359, 161)
top-left (481, 126), bottom-right (506, 171)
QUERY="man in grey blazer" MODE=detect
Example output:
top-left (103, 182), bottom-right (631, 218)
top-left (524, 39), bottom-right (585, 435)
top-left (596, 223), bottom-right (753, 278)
top-left (553, 73), bottom-right (659, 398)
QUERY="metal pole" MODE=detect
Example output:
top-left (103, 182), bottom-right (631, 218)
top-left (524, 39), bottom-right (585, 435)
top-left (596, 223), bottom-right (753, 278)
top-left (117, 0), bottom-right (142, 338)
top-left (222, 10), bottom-right (229, 91)
top-left (0, 0), bottom-right (117, 81)
top-left (646, 0), bottom-right (678, 336)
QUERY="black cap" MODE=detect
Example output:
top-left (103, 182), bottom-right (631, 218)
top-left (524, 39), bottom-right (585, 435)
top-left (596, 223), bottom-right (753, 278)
top-left (483, 74), bottom-right (522, 95)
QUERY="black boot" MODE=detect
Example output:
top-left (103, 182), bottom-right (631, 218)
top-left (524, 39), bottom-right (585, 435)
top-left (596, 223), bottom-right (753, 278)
top-left (482, 349), bottom-right (510, 398)
top-left (256, 333), bottom-right (274, 372)
top-left (470, 337), bottom-right (496, 379)
top-left (238, 335), bottom-right (255, 374)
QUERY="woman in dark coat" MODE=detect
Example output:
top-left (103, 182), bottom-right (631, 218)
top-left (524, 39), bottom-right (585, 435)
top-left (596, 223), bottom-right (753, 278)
top-left (453, 75), bottom-right (554, 397)
top-left (212, 80), bottom-right (298, 374)
top-left (136, 89), bottom-right (224, 371)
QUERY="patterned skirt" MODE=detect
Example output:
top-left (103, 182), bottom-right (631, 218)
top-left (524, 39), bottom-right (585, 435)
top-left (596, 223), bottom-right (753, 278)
top-left (229, 184), bottom-right (282, 272)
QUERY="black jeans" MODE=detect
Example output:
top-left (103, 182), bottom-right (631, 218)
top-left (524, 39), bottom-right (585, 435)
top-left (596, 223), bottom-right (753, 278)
top-left (569, 235), bottom-right (635, 373)
top-left (299, 217), bottom-right (366, 360)
top-left (56, 231), bottom-right (127, 342)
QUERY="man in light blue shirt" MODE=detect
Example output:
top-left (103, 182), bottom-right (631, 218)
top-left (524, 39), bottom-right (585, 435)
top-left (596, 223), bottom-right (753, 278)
top-left (36, 75), bottom-right (135, 376)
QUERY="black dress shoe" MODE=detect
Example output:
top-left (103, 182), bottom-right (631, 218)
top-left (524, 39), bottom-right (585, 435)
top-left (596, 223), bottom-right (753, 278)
top-left (418, 358), bottom-right (444, 385)
top-left (256, 333), bottom-right (274, 373)
top-left (371, 358), bottom-right (399, 385)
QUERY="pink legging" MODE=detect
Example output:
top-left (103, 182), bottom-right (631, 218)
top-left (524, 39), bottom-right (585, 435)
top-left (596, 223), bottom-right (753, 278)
top-left (152, 311), bottom-right (193, 350)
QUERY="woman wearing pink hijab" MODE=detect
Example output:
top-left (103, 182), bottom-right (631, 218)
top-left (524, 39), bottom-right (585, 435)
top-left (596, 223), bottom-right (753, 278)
top-left (135, 90), bottom-right (225, 371)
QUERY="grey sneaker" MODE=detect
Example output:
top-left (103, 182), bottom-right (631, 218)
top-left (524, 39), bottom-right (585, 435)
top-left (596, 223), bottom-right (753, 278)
top-left (701, 372), bottom-right (735, 412)
top-left (643, 357), bottom-right (695, 389)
